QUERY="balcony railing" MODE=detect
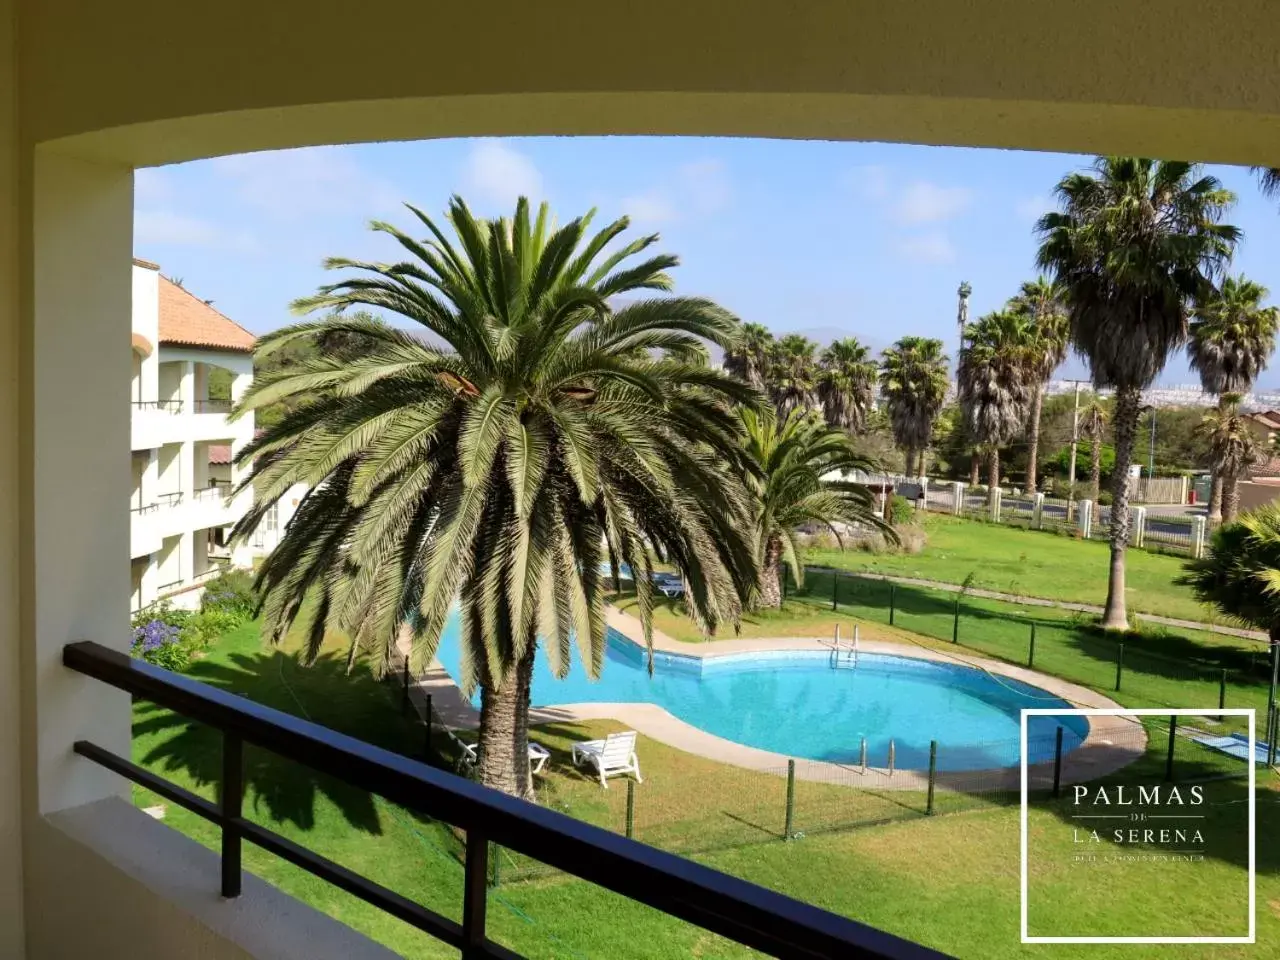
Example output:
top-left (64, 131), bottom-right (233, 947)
top-left (195, 398), bottom-right (233, 414)
top-left (132, 399), bottom-right (184, 414)
top-left (194, 485), bottom-right (229, 503)
top-left (62, 641), bottom-right (946, 960)
top-left (155, 492), bottom-right (184, 508)
top-left (129, 502), bottom-right (159, 515)
top-left (155, 579), bottom-right (185, 593)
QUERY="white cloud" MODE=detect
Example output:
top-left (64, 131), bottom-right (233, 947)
top-left (210, 146), bottom-right (402, 219)
top-left (896, 230), bottom-right (956, 264)
top-left (134, 210), bottom-right (259, 253)
top-left (1016, 194), bottom-right (1051, 222)
top-left (462, 139), bottom-right (544, 211)
top-left (895, 181), bottom-right (974, 224)
top-left (620, 158), bottom-right (732, 226)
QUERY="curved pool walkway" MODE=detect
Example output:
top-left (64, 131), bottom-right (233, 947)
top-left (403, 608), bottom-right (1146, 791)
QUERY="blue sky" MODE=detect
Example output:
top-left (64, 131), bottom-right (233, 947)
top-left (135, 137), bottom-right (1280, 387)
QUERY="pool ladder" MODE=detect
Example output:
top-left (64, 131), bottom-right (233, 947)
top-left (826, 624), bottom-right (859, 669)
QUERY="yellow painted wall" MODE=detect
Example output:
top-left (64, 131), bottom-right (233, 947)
top-left (19, 0), bottom-right (1280, 168)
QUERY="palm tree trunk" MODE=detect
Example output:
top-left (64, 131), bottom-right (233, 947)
top-left (987, 446), bottom-right (1000, 502)
top-left (1026, 386), bottom-right (1044, 492)
top-left (1208, 469), bottom-right (1224, 523)
top-left (1223, 468), bottom-right (1241, 523)
top-left (758, 535), bottom-right (784, 609)
top-left (903, 446), bottom-right (916, 479)
top-left (969, 450), bottom-right (981, 487)
top-left (1090, 437), bottom-right (1102, 525)
top-left (477, 642), bottom-right (537, 800)
top-left (1101, 385), bottom-right (1140, 630)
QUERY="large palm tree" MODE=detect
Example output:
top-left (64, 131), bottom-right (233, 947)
top-left (879, 336), bottom-right (950, 478)
top-left (1008, 277), bottom-right (1069, 492)
top-left (1197, 395), bottom-right (1261, 523)
top-left (740, 408), bottom-right (886, 608)
top-left (1188, 274), bottom-right (1279, 521)
top-left (817, 337), bottom-right (877, 433)
top-left (723, 321), bottom-right (774, 390)
top-left (1036, 157), bottom-right (1239, 629)
top-left (767, 334), bottom-right (819, 416)
top-left (957, 310), bottom-right (1037, 498)
top-left (231, 197), bottom-right (759, 798)
top-left (1082, 396), bottom-right (1108, 509)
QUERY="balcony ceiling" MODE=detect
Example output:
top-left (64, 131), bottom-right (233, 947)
top-left (20, 0), bottom-right (1280, 167)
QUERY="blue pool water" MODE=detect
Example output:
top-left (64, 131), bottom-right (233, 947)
top-left (433, 618), bottom-right (1088, 772)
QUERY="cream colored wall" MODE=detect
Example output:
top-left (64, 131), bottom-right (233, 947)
top-left (0, 1), bottom-right (22, 955)
top-left (19, 0), bottom-right (1280, 169)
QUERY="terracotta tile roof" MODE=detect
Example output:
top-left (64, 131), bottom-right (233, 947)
top-left (1250, 410), bottom-right (1280, 429)
top-left (158, 276), bottom-right (256, 353)
top-left (209, 445), bottom-right (232, 465)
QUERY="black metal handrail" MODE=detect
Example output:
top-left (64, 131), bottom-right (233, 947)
top-left (195, 398), bottom-right (233, 413)
top-left (63, 641), bottom-right (947, 960)
top-left (155, 492), bottom-right (184, 506)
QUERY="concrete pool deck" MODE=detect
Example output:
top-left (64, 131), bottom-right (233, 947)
top-left (405, 607), bottom-right (1147, 791)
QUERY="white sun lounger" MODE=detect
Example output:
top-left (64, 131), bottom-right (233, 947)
top-left (571, 731), bottom-right (643, 788)
top-left (452, 731), bottom-right (551, 775)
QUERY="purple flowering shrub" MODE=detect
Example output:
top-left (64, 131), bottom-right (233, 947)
top-left (130, 603), bottom-right (196, 671)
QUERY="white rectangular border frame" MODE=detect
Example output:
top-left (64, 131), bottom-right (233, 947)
top-left (1020, 707), bottom-right (1255, 944)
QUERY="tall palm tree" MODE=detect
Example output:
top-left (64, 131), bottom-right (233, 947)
top-left (817, 337), bottom-right (877, 432)
top-left (767, 334), bottom-right (820, 417)
top-left (1008, 277), bottom-right (1069, 492)
top-left (1188, 274), bottom-right (1279, 521)
top-left (1198, 395), bottom-right (1261, 523)
top-left (740, 408), bottom-right (887, 608)
top-left (231, 197), bottom-right (758, 798)
top-left (1256, 167), bottom-right (1280, 206)
top-left (879, 337), bottom-right (950, 479)
top-left (957, 310), bottom-right (1037, 498)
top-left (1036, 157), bottom-right (1239, 629)
top-left (1082, 397), bottom-right (1108, 509)
top-left (723, 321), bottom-right (774, 390)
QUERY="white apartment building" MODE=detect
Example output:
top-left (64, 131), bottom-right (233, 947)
top-left (129, 259), bottom-right (257, 612)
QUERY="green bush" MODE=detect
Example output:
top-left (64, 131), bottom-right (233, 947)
top-left (889, 494), bottom-right (914, 526)
top-left (201, 568), bottom-right (258, 619)
top-left (188, 608), bottom-right (244, 644)
top-left (130, 601), bottom-right (198, 671)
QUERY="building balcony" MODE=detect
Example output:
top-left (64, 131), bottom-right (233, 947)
top-left (131, 397), bottom-right (248, 450)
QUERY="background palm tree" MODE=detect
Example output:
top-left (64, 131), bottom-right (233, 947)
top-left (957, 311), bottom-right (1036, 498)
top-left (817, 337), bottom-right (877, 433)
top-left (1036, 157), bottom-right (1239, 629)
top-left (739, 408), bottom-right (886, 608)
top-left (1180, 501), bottom-right (1280, 760)
top-left (1256, 167), bottom-right (1280, 206)
top-left (879, 336), bottom-right (950, 479)
top-left (767, 334), bottom-right (819, 416)
top-left (1082, 397), bottom-right (1108, 510)
top-left (723, 321), bottom-right (774, 390)
top-left (232, 196), bottom-right (759, 797)
top-left (1008, 277), bottom-right (1069, 492)
top-left (1198, 394), bottom-right (1260, 524)
top-left (1188, 274), bottom-right (1279, 522)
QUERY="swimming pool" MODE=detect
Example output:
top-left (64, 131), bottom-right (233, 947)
top-left (433, 617), bottom-right (1088, 772)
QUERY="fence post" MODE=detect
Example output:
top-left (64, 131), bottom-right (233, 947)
top-left (1032, 492), bottom-right (1045, 529)
top-left (1132, 506), bottom-right (1147, 548)
top-left (990, 486), bottom-right (1002, 523)
top-left (402, 655), bottom-right (412, 716)
top-left (784, 759), bottom-right (796, 839)
top-left (1192, 515), bottom-right (1207, 559)
top-left (1165, 715), bottom-right (1177, 782)
top-left (952, 593), bottom-right (960, 643)
top-left (888, 739), bottom-right (896, 776)
top-left (859, 737), bottom-right (868, 773)
top-left (889, 582), bottom-right (896, 626)
top-left (489, 840), bottom-right (500, 889)
top-left (1078, 500), bottom-right (1093, 539)
top-left (832, 573), bottom-right (839, 611)
top-left (926, 740), bottom-right (938, 815)
top-left (1028, 623), bottom-right (1036, 667)
top-left (1219, 669), bottom-right (1227, 712)
top-left (952, 481), bottom-right (965, 516)
top-left (1114, 642), bottom-right (1124, 692)
top-left (626, 778), bottom-right (636, 840)
top-left (1052, 726), bottom-right (1064, 798)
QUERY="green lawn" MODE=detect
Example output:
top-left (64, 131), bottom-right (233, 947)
top-left (807, 513), bottom-right (1218, 625)
top-left (132, 619), bottom-right (1278, 959)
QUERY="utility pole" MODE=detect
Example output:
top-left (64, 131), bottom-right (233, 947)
top-left (1148, 408), bottom-right (1156, 479)
top-left (1065, 380), bottom-right (1089, 521)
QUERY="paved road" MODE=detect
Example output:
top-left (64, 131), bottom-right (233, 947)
top-left (822, 568), bottom-right (1268, 643)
